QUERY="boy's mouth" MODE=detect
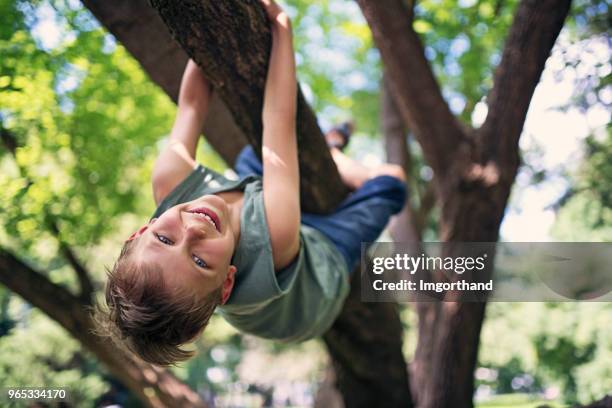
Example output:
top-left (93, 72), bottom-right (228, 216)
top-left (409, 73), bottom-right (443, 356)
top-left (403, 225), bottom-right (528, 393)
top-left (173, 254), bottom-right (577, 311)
top-left (187, 207), bottom-right (221, 232)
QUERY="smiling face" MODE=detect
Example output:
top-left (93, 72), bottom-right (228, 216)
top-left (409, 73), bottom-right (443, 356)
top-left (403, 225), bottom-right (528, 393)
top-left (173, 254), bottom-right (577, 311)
top-left (128, 194), bottom-right (239, 303)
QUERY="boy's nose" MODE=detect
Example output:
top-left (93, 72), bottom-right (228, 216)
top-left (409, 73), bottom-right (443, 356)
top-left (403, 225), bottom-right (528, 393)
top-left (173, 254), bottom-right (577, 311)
top-left (184, 224), bottom-right (206, 241)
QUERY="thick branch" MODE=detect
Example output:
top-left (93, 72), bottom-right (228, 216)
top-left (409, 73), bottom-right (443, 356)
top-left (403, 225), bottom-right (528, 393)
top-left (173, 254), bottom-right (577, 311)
top-left (357, 0), bottom-right (466, 178)
top-left (0, 247), bottom-right (208, 408)
top-left (148, 0), bottom-right (348, 213)
top-left (481, 0), bottom-right (572, 175)
top-left (0, 126), bottom-right (17, 154)
top-left (322, 272), bottom-right (412, 408)
top-left (47, 219), bottom-right (94, 302)
top-left (381, 74), bottom-right (422, 243)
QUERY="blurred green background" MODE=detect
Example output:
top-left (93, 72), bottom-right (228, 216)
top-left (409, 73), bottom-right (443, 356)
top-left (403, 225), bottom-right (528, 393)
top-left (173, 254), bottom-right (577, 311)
top-left (0, 0), bottom-right (610, 406)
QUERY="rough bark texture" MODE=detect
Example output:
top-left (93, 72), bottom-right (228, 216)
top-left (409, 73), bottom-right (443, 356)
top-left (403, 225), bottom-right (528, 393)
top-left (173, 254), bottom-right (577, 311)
top-left (0, 248), bottom-right (208, 408)
top-left (323, 270), bottom-right (412, 408)
top-left (359, 0), bottom-right (572, 407)
top-left (147, 0), bottom-right (348, 213)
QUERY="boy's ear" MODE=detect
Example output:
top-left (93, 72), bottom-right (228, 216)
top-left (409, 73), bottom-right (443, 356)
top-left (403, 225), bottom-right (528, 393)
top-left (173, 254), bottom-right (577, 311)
top-left (126, 218), bottom-right (157, 241)
top-left (220, 265), bottom-right (237, 305)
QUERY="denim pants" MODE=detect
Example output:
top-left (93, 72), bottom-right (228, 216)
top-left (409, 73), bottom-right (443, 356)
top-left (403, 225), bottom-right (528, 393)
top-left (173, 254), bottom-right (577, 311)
top-left (234, 146), bottom-right (407, 271)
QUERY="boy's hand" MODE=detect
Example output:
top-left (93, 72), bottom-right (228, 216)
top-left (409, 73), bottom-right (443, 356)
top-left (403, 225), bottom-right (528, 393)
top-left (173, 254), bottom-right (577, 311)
top-left (260, 0), bottom-right (291, 29)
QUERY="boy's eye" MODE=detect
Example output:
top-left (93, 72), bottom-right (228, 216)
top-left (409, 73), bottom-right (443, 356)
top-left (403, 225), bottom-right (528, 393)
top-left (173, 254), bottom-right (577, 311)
top-left (156, 234), bottom-right (174, 245)
top-left (193, 255), bottom-right (208, 269)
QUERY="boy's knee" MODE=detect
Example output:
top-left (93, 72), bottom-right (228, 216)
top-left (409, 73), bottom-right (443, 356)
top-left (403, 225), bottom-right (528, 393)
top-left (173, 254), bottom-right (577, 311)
top-left (372, 164), bottom-right (406, 182)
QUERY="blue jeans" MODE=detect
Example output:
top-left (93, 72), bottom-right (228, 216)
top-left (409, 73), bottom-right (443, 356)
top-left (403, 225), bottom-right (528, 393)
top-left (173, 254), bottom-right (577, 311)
top-left (235, 146), bottom-right (407, 271)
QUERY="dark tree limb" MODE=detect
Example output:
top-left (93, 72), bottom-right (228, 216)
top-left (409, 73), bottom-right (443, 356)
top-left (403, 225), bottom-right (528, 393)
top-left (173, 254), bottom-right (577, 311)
top-left (381, 73), bottom-right (422, 244)
top-left (0, 247), bottom-right (208, 408)
top-left (356, 0), bottom-right (466, 179)
top-left (480, 0), bottom-right (572, 178)
top-left (322, 271), bottom-right (412, 408)
top-left (147, 0), bottom-right (348, 213)
top-left (0, 126), bottom-right (18, 154)
top-left (46, 219), bottom-right (95, 303)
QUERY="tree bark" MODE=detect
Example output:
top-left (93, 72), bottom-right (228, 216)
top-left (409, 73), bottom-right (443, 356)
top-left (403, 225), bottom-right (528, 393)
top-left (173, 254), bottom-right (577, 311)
top-left (0, 248), bottom-right (208, 408)
top-left (322, 270), bottom-right (412, 408)
top-left (360, 0), bottom-right (572, 407)
top-left (146, 0), bottom-right (348, 213)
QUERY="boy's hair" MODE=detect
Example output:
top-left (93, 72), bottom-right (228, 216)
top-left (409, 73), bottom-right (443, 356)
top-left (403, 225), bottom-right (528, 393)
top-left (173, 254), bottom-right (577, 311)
top-left (94, 239), bottom-right (222, 366)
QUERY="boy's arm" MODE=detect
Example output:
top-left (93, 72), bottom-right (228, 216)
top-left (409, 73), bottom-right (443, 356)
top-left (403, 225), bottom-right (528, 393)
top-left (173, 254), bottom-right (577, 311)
top-left (152, 60), bottom-right (212, 205)
top-left (260, 0), bottom-right (300, 270)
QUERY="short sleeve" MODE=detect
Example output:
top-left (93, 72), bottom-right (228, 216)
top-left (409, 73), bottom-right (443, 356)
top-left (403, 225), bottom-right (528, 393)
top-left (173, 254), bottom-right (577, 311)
top-left (225, 180), bottom-right (303, 307)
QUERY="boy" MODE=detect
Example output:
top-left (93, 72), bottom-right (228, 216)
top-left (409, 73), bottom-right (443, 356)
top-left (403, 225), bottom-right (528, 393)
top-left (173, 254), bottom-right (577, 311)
top-left (100, 0), bottom-right (406, 366)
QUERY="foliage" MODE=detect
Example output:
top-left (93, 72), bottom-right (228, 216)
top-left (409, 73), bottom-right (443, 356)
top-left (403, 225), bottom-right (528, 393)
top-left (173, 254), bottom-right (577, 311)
top-left (479, 302), bottom-right (612, 404)
top-left (552, 129), bottom-right (612, 240)
top-left (413, 0), bottom-right (520, 122)
top-left (0, 0), bottom-right (175, 400)
top-left (0, 0), bottom-right (175, 255)
top-left (0, 306), bottom-right (108, 406)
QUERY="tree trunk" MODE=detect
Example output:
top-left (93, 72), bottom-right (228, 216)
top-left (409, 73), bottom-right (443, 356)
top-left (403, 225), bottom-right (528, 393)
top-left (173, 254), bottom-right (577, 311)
top-left (0, 248), bottom-right (208, 408)
top-left (323, 269), bottom-right (412, 407)
top-left (358, 0), bottom-right (572, 407)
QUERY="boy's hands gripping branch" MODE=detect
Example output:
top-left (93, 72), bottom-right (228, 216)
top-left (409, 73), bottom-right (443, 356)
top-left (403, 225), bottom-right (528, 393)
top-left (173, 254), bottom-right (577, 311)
top-left (259, 0), bottom-right (301, 270)
top-left (260, 0), bottom-right (291, 28)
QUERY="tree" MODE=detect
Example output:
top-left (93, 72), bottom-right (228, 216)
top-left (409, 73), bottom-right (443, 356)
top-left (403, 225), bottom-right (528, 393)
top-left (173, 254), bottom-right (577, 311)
top-left (0, 0), bottom-right (579, 406)
top-left (358, 0), bottom-right (571, 406)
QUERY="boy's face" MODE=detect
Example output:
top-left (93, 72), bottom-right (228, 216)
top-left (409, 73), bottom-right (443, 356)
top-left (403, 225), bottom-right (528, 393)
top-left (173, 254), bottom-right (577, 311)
top-left (127, 194), bottom-right (237, 303)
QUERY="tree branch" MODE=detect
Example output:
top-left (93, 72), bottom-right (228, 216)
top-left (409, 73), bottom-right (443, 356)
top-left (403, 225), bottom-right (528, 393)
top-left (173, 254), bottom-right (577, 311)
top-left (481, 0), bottom-right (572, 176)
top-left (81, 2), bottom-right (411, 404)
top-left (147, 0), bottom-right (348, 212)
top-left (357, 0), bottom-right (466, 179)
top-left (0, 126), bottom-right (18, 155)
top-left (381, 73), bottom-right (422, 243)
top-left (46, 219), bottom-right (95, 303)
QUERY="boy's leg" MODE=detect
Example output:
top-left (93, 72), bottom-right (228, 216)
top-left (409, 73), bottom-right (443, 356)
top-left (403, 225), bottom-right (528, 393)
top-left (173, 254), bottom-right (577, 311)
top-left (302, 174), bottom-right (407, 271)
top-left (330, 147), bottom-right (406, 190)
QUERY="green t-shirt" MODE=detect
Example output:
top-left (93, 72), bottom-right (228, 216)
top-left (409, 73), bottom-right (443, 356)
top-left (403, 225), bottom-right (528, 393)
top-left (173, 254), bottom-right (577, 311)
top-left (152, 165), bottom-right (350, 342)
